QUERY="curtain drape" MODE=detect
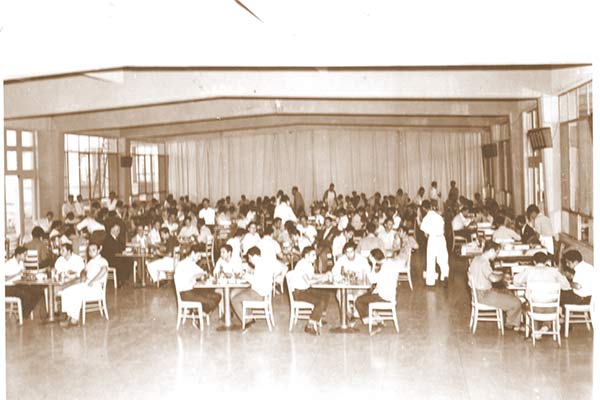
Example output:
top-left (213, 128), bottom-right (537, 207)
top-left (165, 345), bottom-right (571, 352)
top-left (166, 127), bottom-right (485, 205)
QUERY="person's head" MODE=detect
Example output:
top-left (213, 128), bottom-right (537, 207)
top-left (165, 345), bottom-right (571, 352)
top-left (246, 246), bottom-right (261, 264)
top-left (301, 246), bottom-right (316, 263)
top-left (329, 183), bottom-right (335, 190)
top-left (234, 228), bottom-right (246, 238)
top-left (188, 244), bottom-right (203, 262)
top-left (344, 227), bottom-right (355, 240)
top-left (292, 186), bottom-right (298, 194)
top-left (46, 211), bottom-right (54, 220)
top-left (183, 216), bottom-right (191, 226)
top-left (343, 241), bottom-right (357, 260)
top-left (31, 226), bottom-right (45, 239)
top-left (263, 226), bottom-right (274, 236)
top-left (76, 194), bottom-right (83, 201)
top-left (431, 181), bottom-right (437, 188)
top-left (324, 217), bottom-right (333, 227)
top-left (153, 220), bottom-right (161, 230)
top-left (14, 246), bottom-right (27, 262)
top-left (220, 244), bottom-right (233, 262)
top-left (384, 218), bottom-right (394, 231)
top-left (168, 213), bottom-right (177, 223)
top-left (450, 180), bottom-right (456, 188)
top-left (563, 249), bottom-right (583, 270)
top-left (159, 227), bottom-right (170, 240)
top-left (60, 243), bottom-right (74, 258)
top-left (515, 215), bottom-right (527, 229)
top-left (110, 224), bottom-right (121, 238)
top-left (418, 187), bottom-right (425, 196)
top-left (202, 198), bottom-right (209, 208)
top-left (247, 221), bottom-right (257, 234)
top-left (495, 215), bottom-right (506, 227)
top-left (526, 204), bottom-right (540, 220)
top-left (482, 241), bottom-right (500, 260)
top-left (88, 242), bottom-right (102, 258)
top-left (366, 222), bottom-right (376, 235)
top-left (68, 194), bottom-right (74, 203)
top-left (337, 208), bottom-right (346, 217)
top-left (532, 252), bottom-right (549, 266)
top-left (460, 206), bottom-right (469, 216)
top-left (299, 215), bottom-right (308, 226)
top-left (368, 248), bottom-right (385, 267)
top-left (421, 200), bottom-right (431, 211)
top-left (109, 191), bottom-right (116, 199)
top-left (136, 224), bottom-right (144, 236)
top-left (273, 217), bottom-right (282, 229)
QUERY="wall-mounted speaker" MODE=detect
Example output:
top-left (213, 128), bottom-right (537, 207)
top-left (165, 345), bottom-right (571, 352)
top-left (120, 156), bottom-right (133, 168)
top-left (527, 127), bottom-right (552, 151)
top-left (481, 143), bottom-right (498, 158)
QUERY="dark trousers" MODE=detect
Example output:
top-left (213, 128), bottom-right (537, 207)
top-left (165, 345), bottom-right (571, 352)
top-left (355, 292), bottom-right (385, 320)
top-left (112, 258), bottom-right (134, 283)
top-left (560, 290), bottom-right (591, 307)
top-left (316, 247), bottom-right (332, 273)
top-left (5, 286), bottom-right (45, 317)
top-left (181, 289), bottom-right (222, 314)
top-left (294, 289), bottom-right (331, 321)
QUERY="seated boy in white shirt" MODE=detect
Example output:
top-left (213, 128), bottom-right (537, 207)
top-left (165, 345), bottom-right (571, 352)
top-left (560, 249), bottom-right (594, 308)
top-left (5, 246), bottom-right (46, 319)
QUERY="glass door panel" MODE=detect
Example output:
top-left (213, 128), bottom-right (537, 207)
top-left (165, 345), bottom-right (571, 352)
top-left (5, 176), bottom-right (21, 237)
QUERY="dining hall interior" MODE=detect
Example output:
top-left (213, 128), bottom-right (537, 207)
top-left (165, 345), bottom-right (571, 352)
top-left (1, 3), bottom-right (598, 400)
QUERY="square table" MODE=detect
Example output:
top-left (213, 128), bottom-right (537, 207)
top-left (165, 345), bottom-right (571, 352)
top-left (11, 275), bottom-right (80, 322)
top-left (116, 250), bottom-right (156, 287)
top-left (195, 277), bottom-right (251, 330)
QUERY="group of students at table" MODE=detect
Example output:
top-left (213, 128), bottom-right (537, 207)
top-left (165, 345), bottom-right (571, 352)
top-left (468, 241), bottom-right (594, 338)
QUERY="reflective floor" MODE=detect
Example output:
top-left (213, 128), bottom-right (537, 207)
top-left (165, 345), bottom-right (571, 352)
top-left (5, 252), bottom-right (594, 399)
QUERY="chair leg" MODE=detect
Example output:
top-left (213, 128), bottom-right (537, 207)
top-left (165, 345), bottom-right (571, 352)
top-left (198, 307), bottom-right (204, 331)
top-left (368, 308), bottom-right (372, 334)
top-left (242, 306), bottom-right (246, 330)
top-left (500, 312), bottom-right (504, 336)
top-left (103, 298), bottom-right (109, 320)
top-left (585, 312), bottom-right (592, 330)
top-left (393, 309), bottom-right (400, 333)
top-left (472, 310), bottom-right (478, 334)
top-left (266, 308), bottom-right (273, 332)
top-left (18, 301), bottom-right (23, 325)
top-left (176, 309), bottom-right (182, 330)
top-left (556, 319), bottom-right (561, 347)
top-left (82, 302), bottom-right (86, 325)
top-left (113, 270), bottom-right (117, 289)
top-left (289, 308), bottom-right (295, 331)
top-left (565, 310), bottom-right (570, 338)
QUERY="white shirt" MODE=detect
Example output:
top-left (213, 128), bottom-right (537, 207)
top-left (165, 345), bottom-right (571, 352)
top-left (274, 202), bottom-right (297, 226)
top-left (533, 214), bottom-right (554, 237)
top-left (573, 261), bottom-right (595, 298)
top-left (297, 224), bottom-right (317, 244)
top-left (492, 226), bottom-right (521, 242)
top-left (258, 236), bottom-right (282, 261)
top-left (513, 266), bottom-right (571, 291)
top-left (392, 215), bottom-right (402, 230)
top-left (429, 187), bottom-right (439, 200)
top-left (226, 237), bottom-right (242, 260)
top-left (149, 228), bottom-right (161, 245)
top-left (36, 218), bottom-right (52, 233)
top-left (332, 254), bottom-right (371, 280)
top-left (246, 257), bottom-right (275, 297)
top-left (452, 213), bottom-right (472, 231)
top-left (62, 202), bottom-right (75, 219)
top-left (105, 198), bottom-right (118, 211)
top-left (4, 257), bottom-right (24, 283)
top-left (420, 210), bottom-right (445, 237)
top-left (241, 233), bottom-right (262, 255)
top-left (162, 221), bottom-right (179, 235)
top-left (178, 225), bottom-right (200, 240)
top-left (74, 201), bottom-right (85, 217)
top-left (76, 217), bottom-right (106, 233)
top-left (287, 258), bottom-right (314, 291)
top-left (378, 230), bottom-right (398, 252)
top-left (54, 253), bottom-right (86, 275)
top-left (84, 255), bottom-right (108, 288)
top-left (197, 207), bottom-right (215, 226)
top-left (369, 259), bottom-right (401, 302)
top-left (214, 257), bottom-right (244, 275)
top-left (174, 257), bottom-right (204, 292)
top-left (198, 226), bottom-right (213, 244)
top-left (337, 215), bottom-right (349, 232)
top-left (331, 234), bottom-right (347, 257)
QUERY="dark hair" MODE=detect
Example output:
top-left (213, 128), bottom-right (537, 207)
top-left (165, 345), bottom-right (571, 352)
top-left (60, 242), bottom-right (73, 252)
top-left (515, 215), bottom-right (527, 226)
top-left (495, 215), bottom-right (506, 226)
top-left (343, 241), bottom-right (356, 253)
top-left (15, 246), bottom-right (27, 256)
top-left (189, 244), bottom-right (202, 254)
top-left (31, 226), bottom-right (45, 239)
top-left (159, 227), bottom-right (170, 235)
top-left (220, 244), bottom-right (233, 253)
top-left (247, 246), bottom-right (261, 257)
top-left (370, 248), bottom-right (385, 261)
top-left (263, 226), bottom-right (274, 235)
top-left (532, 252), bottom-right (548, 265)
top-left (421, 200), bottom-right (431, 210)
top-left (366, 223), bottom-right (376, 234)
top-left (301, 246), bottom-right (315, 258)
top-left (526, 204), bottom-right (540, 216)
top-left (483, 241), bottom-right (500, 253)
top-left (563, 249), bottom-right (583, 264)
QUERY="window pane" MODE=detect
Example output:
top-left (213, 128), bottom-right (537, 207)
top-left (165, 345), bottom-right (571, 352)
top-left (568, 91), bottom-right (578, 120)
top-left (89, 136), bottom-right (100, 152)
top-left (23, 178), bottom-right (34, 226)
top-left (5, 175), bottom-right (20, 236)
top-left (578, 85), bottom-right (588, 118)
top-left (6, 130), bottom-right (17, 146)
top-left (79, 154), bottom-right (90, 199)
top-left (22, 151), bottom-right (34, 170)
top-left (6, 151), bottom-right (17, 171)
top-left (79, 135), bottom-right (90, 152)
top-left (68, 152), bottom-right (80, 197)
top-left (67, 134), bottom-right (79, 151)
top-left (89, 154), bottom-right (100, 198)
top-left (559, 95), bottom-right (568, 123)
top-left (22, 131), bottom-right (34, 147)
top-left (108, 138), bottom-right (118, 153)
top-left (589, 82), bottom-right (593, 114)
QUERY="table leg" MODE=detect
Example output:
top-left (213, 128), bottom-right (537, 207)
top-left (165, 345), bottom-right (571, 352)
top-left (331, 288), bottom-right (357, 333)
top-left (217, 286), bottom-right (241, 331)
top-left (140, 255), bottom-right (146, 287)
top-left (46, 285), bottom-right (56, 322)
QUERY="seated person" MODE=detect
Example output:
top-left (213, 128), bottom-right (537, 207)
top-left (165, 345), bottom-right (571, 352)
top-left (356, 222), bottom-right (385, 257)
top-left (296, 215), bottom-right (317, 251)
top-left (336, 208), bottom-right (349, 232)
top-left (226, 228), bottom-right (245, 263)
top-left (241, 221), bottom-right (262, 255)
top-left (468, 241), bottom-right (523, 331)
top-left (474, 207), bottom-right (494, 224)
top-left (492, 215), bottom-right (521, 243)
top-left (130, 224), bottom-right (149, 248)
top-left (147, 228), bottom-right (179, 285)
top-left (59, 242), bottom-right (108, 328)
top-left (231, 247), bottom-right (275, 330)
top-left (513, 252), bottom-right (570, 339)
top-left (377, 218), bottom-right (400, 256)
top-left (332, 242), bottom-right (371, 318)
top-left (257, 227), bottom-right (288, 291)
top-left (214, 244), bottom-right (244, 276)
top-left (515, 215), bottom-right (539, 245)
top-left (162, 213), bottom-right (179, 235)
top-left (101, 224), bottom-right (132, 286)
top-left (315, 216), bottom-right (338, 273)
top-left (4, 246), bottom-right (46, 319)
top-left (451, 206), bottom-right (475, 240)
top-left (353, 248), bottom-right (400, 334)
top-left (178, 216), bottom-right (200, 242)
top-left (148, 220), bottom-right (162, 245)
top-left (54, 242), bottom-right (86, 277)
top-left (174, 244), bottom-right (222, 317)
top-left (560, 249), bottom-right (594, 308)
top-left (24, 226), bottom-right (52, 268)
top-left (332, 227), bottom-right (354, 260)
top-left (312, 207), bottom-right (325, 228)
top-left (216, 206), bottom-right (232, 226)
top-left (197, 218), bottom-right (214, 249)
top-left (527, 204), bottom-right (554, 254)
top-left (287, 246), bottom-right (331, 335)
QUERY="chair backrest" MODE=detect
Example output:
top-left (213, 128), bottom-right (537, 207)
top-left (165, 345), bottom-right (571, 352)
top-left (285, 271), bottom-right (296, 303)
top-left (526, 282), bottom-right (560, 309)
top-left (24, 250), bottom-right (39, 270)
top-left (467, 275), bottom-right (480, 306)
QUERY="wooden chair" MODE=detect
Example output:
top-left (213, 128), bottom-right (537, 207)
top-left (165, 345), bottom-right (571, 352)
top-left (242, 289), bottom-right (275, 331)
top-left (564, 301), bottom-right (593, 338)
top-left (397, 250), bottom-right (414, 290)
top-left (525, 282), bottom-right (561, 346)
top-left (285, 272), bottom-right (314, 331)
top-left (81, 271), bottom-right (110, 325)
top-left (5, 297), bottom-right (24, 325)
top-left (174, 277), bottom-right (210, 331)
top-left (368, 299), bottom-right (399, 334)
top-left (24, 250), bottom-right (39, 270)
top-left (468, 276), bottom-right (504, 335)
top-left (107, 267), bottom-right (118, 289)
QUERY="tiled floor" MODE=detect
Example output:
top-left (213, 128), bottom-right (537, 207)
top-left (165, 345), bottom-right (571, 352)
top-left (5, 252), bottom-right (594, 399)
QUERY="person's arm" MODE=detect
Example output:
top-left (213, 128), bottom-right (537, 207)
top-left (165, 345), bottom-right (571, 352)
top-left (512, 270), bottom-right (527, 286)
top-left (86, 265), bottom-right (108, 287)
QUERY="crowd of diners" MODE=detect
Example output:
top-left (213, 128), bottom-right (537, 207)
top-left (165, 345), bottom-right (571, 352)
top-left (4, 181), bottom-right (594, 336)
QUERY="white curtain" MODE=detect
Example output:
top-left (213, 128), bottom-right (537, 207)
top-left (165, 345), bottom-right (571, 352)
top-left (167, 127), bottom-right (485, 204)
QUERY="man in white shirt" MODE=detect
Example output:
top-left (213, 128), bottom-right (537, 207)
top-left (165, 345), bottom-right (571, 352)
top-left (74, 195), bottom-right (86, 219)
top-left (257, 227), bottom-right (288, 292)
top-left (353, 248), bottom-right (400, 335)
top-left (76, 213), bottom-right (106, 239)
top-left (4, 246), bottom-right (46, 318)
top-left (162, 213), bottom-right (179, 235)
top-left (323, 183), bottom-right (337, 212)
top-left (174, 244), bottom-right (221, 316)
top-left (274, 195), bottom-right (297, 226)
top-left (178, 216), bottom-right (200, 242)
top-left (296, 215), bottom-right (317, 251)
top-left (36, 211), bottom-right (54, 234)
top-left (526, 204), bottom-right (554, 254)
top-left (214, 244), bottom-right (244, 276)
top-left (429, 181), bottom-right (441, 208)
top-left (357, 223), bottom-right (385, 257)
top-left (231, 247), bottom-right (275, 330)
top-left (54, 243), bottom-right (86, 276)
top-left (198, 199), bottom-right (216, 229)
top-left (104, 191), bottom-right (118, 211)
top-left (560, 249), bottom-right (594, 307)
top-left (241, 222), bottom-right (262, 255)
top-left (332, 242), bottom-right (371, 318)
top-left (332, 228), bottom-right (354, 259)
top-left (452, 207), bottom-right (474, 240)
top-left (336, 209), bottom-right (349, 232)
top-left (492, 216), bottom-right (521, 243)
top-left (377, 218), bottom-right (400, 257)
top-left (420, 200), bottom-right (449, 287)
top-left (62, 195), bottom-right (76, 219)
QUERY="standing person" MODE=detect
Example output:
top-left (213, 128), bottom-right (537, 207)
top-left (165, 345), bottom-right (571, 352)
top-left (515, 215), bottom-right (539, 245)
top-left (274, 195), bottom-right (297, 226)
top-left (420, 200), bottom-right (449, 287)
top-left (414, 187), bottom-right (426, 207)
top-left (59, 242), bottom-right (108, 328)
top-left (316, 217), bottom-right (338, 273)
top-left (447, 180), bottom-right (459, 204)
top-left (323, 183), bottom-right (337, 212)
top-left (429, 181), bottom-right (441, 209)
top-left (291, 186), bottom-right (306, 217)
top-left (174, 244), bottom-right (222, 317)
top-left (526, 204), bottom-right (554, 254)
top-left (287, 246), bottom-right (331, 335)
top-left (468, 241), bottom-right (524, 332)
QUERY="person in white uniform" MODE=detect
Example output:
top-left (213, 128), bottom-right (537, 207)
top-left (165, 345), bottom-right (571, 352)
top-left (420, 200), bottom-right (449, 286)
top-left (274, 194), bottom-right (297, 226)
top-left (59, 242), bottom-right (108, 328)
top-left (257, 227), bottom-right (288, 291)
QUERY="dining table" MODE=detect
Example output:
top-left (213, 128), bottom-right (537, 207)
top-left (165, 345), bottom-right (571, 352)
top-left (310, 274), bottom-right (372, 333)
top-left (11, 274), bottom-right (80, 322)
top-left (195, 276), bottom-right (251, 331)
top-left (116, 248), bottom-right (156, 287)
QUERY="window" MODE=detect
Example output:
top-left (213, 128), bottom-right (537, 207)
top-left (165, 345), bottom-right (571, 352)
top-left (522, 109), bottom-right (545, 210)
top-left (64, 133), bottom-right (120, 202)
top-left (560, 81), bottom-right (593, 245)
top-left (130, 141), bottom-right (167, 202)
top-left (4, 128), bottom-right (38, 244)
top-left (482, 124), bottom-right (513, 207)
